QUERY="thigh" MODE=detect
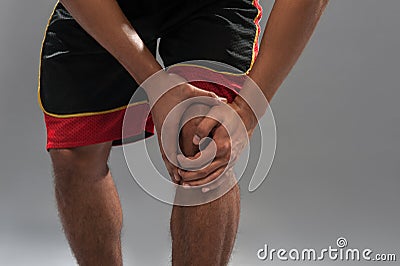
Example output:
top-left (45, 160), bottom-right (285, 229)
top-left (50, 142), bottom-right (113, 192)
top-left (50, 142), bottom-right (113, 174)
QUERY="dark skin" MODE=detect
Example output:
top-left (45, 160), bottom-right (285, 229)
top-left (59, 0), bottom-right (330, 188)
top-left (52, 0), bottom-right (329, 264)
top-left (178, 0), bottom-right (330, 190)
top-left (171, 103), bottom-right (240, 265)
top-left (50, 106), bottom-right (239, 266)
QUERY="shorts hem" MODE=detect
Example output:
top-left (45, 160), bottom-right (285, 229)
top-left (44, 103), bottom-right (154, 150)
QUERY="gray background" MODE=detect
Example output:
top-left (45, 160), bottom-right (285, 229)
top-left (0, 0), bottom-right (399, 265)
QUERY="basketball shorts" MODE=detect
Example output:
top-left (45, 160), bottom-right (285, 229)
top-left (38, 0), bottom-right (262, 149)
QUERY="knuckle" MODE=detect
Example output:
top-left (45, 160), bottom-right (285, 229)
top-left (218, 141), bottom-right (230, 152)
top-left (223, 142), bottom-right (231, 151)
top-left (192, 117), bottom-right (203, 127)
top-left (180, 84), bottom-right (193, 98)
top-left (183, 117), bottom-right (202, 130)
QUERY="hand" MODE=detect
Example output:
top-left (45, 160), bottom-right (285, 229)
top-left (147, 72), bottom-right (226, 184)
top-left (177, 94), bottom-right (258, 191)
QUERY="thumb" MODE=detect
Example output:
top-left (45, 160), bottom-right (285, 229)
top-left (193, 106), bottom-right (223, 145)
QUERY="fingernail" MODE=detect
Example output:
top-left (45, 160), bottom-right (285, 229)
top-left (182, 183), bottom-right (191, 188)
top-left (193, 135), bottom-right (201, 145)
top-left (202, 187), bottom-right (210, 193)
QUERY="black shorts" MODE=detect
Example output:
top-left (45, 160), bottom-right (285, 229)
top-left (38, 0), bottom-right (262, 149)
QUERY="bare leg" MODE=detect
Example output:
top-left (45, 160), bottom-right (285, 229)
top-left (50, 142), bottom-right (123, 266)
top-left (171, 104), bottom-right (240, 266)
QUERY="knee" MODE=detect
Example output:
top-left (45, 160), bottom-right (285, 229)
top-left (50, 142), bottom-right (112, 184)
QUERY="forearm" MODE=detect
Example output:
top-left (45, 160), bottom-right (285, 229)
top-left (60, 0), bottom-right (162, 84)
top-left (243, 0), bottom-right (328, 109)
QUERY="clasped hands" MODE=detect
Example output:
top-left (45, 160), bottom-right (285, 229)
top-left (145, 71), bottom-right (262, 193)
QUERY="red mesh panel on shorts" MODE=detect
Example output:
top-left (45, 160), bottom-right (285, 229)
top-left (45, 103), bottom-right (151, 149)
top-left (170, 65), bottom-right (248, 103)
top-left (44, 67), bottom-right (251, 149)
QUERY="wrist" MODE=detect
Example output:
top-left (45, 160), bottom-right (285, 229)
top-left (142, 71), bottom-right (187, 105)
top-left (233, 95), bottom-right (258, 132)
top-left (236, 77), bottom-right (269, 120)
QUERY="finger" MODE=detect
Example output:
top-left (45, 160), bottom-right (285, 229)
top-left (188, 130), bottom-right (231, 168)
top-left (178, 159), bottom-right (228, 182)
top-left (171, 167), bottom-right (181, 184)
top-left (165, 161), bottom-right (180, 184)
top-left (193, 106), bottom-right (225, 145)
top-left (161, 98), bottom-right (218, 166)
top-left (202, 177), bottom-right (225, 193)
top-left (177, 139), bottom-right (216, 170)
top-left (179, 133), bottom-right (231, 179)
top-left (160, 110), bottom-right (183, 168)
top-left (202, 168), bottom-right (237, 193)
top-left (182, 165), bottom-right (226, 187)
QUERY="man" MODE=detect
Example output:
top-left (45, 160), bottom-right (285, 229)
top-left (38, 0), bottom-right (328, 265)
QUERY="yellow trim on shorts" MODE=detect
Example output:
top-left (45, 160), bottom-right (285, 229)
top-left (37, 0), bottom-right (261, 118)
top-left (246, 0), bottom-right (262, 74)
top-left (168, 63), bottom-right (247, 77)
top-left (38, 1), bottom-right (59, 117)
top-left (42, 101), bottom-right (149, 119)
top-left (172, 0), bottom-right (261, 76)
